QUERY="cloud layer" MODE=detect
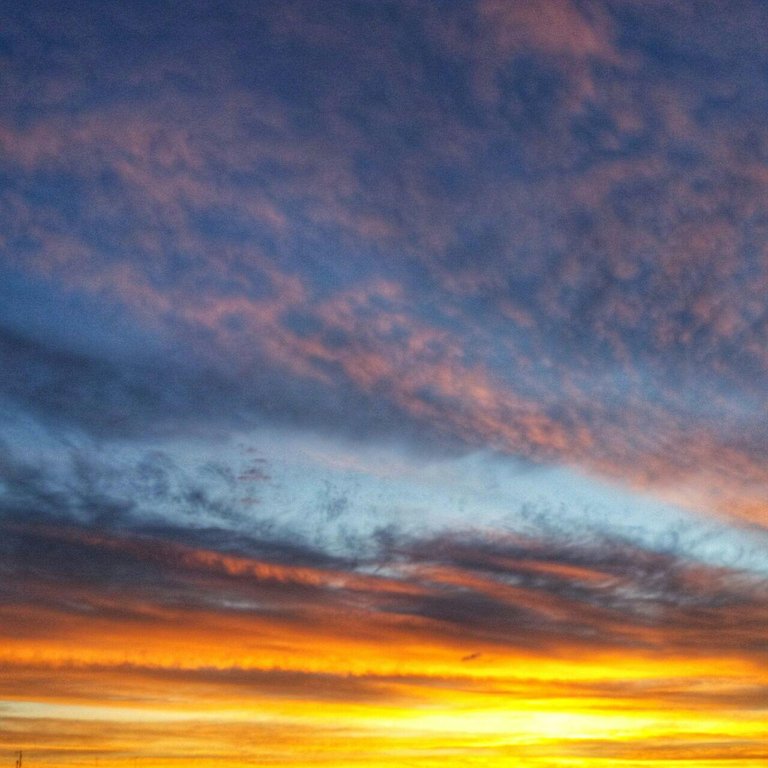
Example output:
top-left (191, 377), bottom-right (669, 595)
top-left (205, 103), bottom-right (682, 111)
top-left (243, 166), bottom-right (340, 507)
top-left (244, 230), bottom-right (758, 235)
top-left (4, 1), bottom-right (768, 526)
top-left (2, 1), bottom-right (768, 765)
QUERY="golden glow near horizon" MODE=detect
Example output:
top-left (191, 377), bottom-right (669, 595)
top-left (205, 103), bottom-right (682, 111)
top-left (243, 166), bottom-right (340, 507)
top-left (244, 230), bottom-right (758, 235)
top-left (2, 655), bottom-right (767, 768)
top-left (1, 528), bottom-right (766, 768)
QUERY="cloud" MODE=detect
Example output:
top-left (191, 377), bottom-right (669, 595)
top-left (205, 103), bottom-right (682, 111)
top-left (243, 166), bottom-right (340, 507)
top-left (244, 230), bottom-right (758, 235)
top-left (2, 453), bottom-right (765, 762)
top-left (5, 3), bottom-right (768, 764)
top-left (2, 504), bottom-right (766, 668)
top-left (1, 512), bottom-right (766, 765)
top-left (5, 0), bottom-right (768, 528)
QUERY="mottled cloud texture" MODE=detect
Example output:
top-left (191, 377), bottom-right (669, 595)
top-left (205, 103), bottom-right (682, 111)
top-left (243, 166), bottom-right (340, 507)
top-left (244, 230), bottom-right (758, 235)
top-left (2, 1), bottom-right (768, 766)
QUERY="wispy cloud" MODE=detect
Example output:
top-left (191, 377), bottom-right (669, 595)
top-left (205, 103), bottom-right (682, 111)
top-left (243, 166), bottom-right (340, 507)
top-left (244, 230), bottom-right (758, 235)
top-left (2, 510), bottom-right (766, 764)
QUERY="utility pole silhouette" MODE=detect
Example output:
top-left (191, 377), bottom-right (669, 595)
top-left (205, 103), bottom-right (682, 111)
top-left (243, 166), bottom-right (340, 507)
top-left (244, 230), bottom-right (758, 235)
top-left (14, 752), bottom-right (22, 768)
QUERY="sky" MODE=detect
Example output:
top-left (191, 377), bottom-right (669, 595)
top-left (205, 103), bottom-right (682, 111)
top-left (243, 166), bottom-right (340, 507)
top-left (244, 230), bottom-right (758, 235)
top-left (1, 1), bottom-right (768, 766)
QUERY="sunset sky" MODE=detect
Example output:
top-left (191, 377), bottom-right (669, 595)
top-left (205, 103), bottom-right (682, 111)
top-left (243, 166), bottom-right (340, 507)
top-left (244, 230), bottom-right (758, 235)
top-left (2, 1), bottom-right (768, 766)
